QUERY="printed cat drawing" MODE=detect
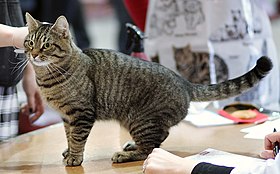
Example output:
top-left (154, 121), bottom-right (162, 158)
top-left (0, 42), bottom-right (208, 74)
top-left (173, 44), bottom-right (228, 84)
top-left (24, 13), bottom-right (272, 166)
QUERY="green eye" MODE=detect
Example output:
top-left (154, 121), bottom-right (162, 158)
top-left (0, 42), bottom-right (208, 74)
top-left (28, 40), bottom-right (34, 47)
top-left (43, 43), bottom-right (51, 49)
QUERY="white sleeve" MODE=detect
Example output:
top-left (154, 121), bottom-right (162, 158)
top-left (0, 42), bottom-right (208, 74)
top-left (230, 154), bottom-right (280, 174)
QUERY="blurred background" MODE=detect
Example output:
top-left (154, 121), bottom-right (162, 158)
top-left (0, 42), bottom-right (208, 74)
top-left (19, 0), bottom-right (280, 60)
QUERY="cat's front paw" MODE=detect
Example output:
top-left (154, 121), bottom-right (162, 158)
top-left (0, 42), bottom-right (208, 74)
top-left (63, 154), bottom-right (83, 166)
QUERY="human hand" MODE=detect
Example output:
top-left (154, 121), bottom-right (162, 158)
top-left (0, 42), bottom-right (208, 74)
top-left (143, 148), bottom-right (198, 174)
top-left (22, 63), bottom-right (44, 123)
top-left (260, 131), bottom-right (280, 159)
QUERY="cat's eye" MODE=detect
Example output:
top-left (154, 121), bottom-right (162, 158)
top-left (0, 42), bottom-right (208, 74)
top-left (28, 40), bottom-right (34, 47)
top-left (43, 43), bottom-right (51, 49)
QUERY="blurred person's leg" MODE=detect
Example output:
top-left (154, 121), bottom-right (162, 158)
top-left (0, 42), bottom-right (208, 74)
top-left (110, 0), bottom-right (133, 54)
top-left (66, 0), bottom-right (90, 49)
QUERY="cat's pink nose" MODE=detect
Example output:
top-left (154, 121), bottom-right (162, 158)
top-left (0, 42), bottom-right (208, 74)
top-left (31, 53), bottom-right (38, 58)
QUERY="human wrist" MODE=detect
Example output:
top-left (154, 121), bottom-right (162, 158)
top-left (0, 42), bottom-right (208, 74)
top-left (0, 24), bottom-right (13, 47)
top-left (22, 63), bottom-right (37, 93)
top-left (4, 26), bottom-right (21, 48)
top-left (0, 25), bottom-right (28, 48)
top-left (12, 27), bottom-right (28, 48)
top-left (182, 157), bottom-right (199, 174)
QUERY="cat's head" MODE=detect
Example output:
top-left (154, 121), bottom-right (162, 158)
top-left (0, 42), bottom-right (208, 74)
top-left (231, 10), bottom-right (242, 21)
top-left (184, 0), bottom-right (202, 13)
top-left (159, 0), bottom-right (175, 7)
top-left (173, 44), bottom-right (193, 62)
top-left (24, 13), bottom-right (74, 68)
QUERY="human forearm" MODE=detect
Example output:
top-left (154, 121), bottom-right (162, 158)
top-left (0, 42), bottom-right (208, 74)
top-left (0, 24), bottom-right (28, 48)
top-left (143, 148), bottom-right (198, 174)
top-left (23, 63), bottom-right (36, 83)
top-left (22, 62), bottom-right (44, 122)
top-left (143, 148), bottom-right (235, 174)
top-left (0, 24), bottom-right (14, 47)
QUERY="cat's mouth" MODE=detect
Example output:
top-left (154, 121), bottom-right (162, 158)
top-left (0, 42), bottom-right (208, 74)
top-left (30, 55), bottom-right (50, 67)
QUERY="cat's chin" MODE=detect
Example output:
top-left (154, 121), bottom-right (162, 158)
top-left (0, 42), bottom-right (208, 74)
top-left (31, 60), bottom-right (50, 67)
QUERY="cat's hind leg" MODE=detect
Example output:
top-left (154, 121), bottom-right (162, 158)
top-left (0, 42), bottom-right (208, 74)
top-left (122, 140), bottom-right (138, 151)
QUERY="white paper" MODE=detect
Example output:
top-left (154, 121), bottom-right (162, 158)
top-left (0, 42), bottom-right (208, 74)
top-left (240, 119), bottom-right (280, 139)
top-left (184, 103), bottom-right (235, 127)
top-left (187, 148), bottom-right (265, 168)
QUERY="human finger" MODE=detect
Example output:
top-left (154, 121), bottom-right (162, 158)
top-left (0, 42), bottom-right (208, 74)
top-left (264, 132), bottom-right (280, 150)
top-left (260, 150), bottom-right (275, 159)
top-left (30, 93), bottom-right (44, 123)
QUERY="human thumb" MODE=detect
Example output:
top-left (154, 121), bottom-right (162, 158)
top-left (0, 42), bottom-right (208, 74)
top-left (260, 150), bottom-right (275, 159)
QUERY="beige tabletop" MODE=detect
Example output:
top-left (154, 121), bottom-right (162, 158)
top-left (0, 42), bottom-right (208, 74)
top-left (0, 119), bottom-right (263, 174)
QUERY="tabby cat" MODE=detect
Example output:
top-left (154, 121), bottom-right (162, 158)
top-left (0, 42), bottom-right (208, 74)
top-left (24, 13), bottom-right (272, 166)
top-left (173, 44), bottom-right (229, 84)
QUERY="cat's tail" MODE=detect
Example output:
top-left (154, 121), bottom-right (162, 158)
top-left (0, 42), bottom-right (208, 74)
top-left (190, 56), bottom-right (272, 102)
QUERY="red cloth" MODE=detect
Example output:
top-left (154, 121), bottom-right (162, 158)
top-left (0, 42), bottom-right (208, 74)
top-left (123, 0), bottom-right (148, 31)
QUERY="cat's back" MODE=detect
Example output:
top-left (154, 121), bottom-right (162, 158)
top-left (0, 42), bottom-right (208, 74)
top-left (82, 48), bottom-right (188, 100)
top-left (83, 48), bottom-right (145, 67)
top-left (83, 48), bottom-right (180, 82)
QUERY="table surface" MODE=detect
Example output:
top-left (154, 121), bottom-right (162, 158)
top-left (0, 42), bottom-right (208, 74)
top-left (0, 119), bottom-right (263, 174)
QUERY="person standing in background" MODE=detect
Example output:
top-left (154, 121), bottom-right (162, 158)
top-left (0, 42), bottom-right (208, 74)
top-left (109, 0), bottom-right (134, 54)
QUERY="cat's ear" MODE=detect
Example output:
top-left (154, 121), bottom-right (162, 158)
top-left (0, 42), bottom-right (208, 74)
top-left (186, 44), bottom-right (191, 49)
top-left (51, 16), bottom-right (70, 38)
top-left (25, 12), bottom-right (39, 32)
top-left (184, 44), bottom-right (192, 52)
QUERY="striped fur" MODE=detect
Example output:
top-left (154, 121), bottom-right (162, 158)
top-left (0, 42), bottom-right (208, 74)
top-left (24, 13), bottom-right (272, 166)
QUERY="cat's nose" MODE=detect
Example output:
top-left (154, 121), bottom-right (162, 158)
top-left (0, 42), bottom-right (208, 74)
top-left (31, 53), bottom-right (39, 58)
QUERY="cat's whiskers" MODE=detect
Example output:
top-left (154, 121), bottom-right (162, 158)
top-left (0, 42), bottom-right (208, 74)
top-left (14, 59), bottom-right (29, 81)
top-left (51, 63), bottom-right (88, 103)
top-left (10, 56), bottom-right (28, 75)
top-left (51, 63), bottom-right (72, 76)
top-left (51, 63), bottom-right (80, 83)
top-left (49, 63), bottom-right (68, 81)
top-left (46, 65), bottom-right (72, 96)
top-left (50, 64), bottom-right (82, 97)
top-left (46, 64), bottom-right (67, 85)
top-left (8, 56), bottom-right (26, 64)
top-left (47, 64), bottom-right (80, 100)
